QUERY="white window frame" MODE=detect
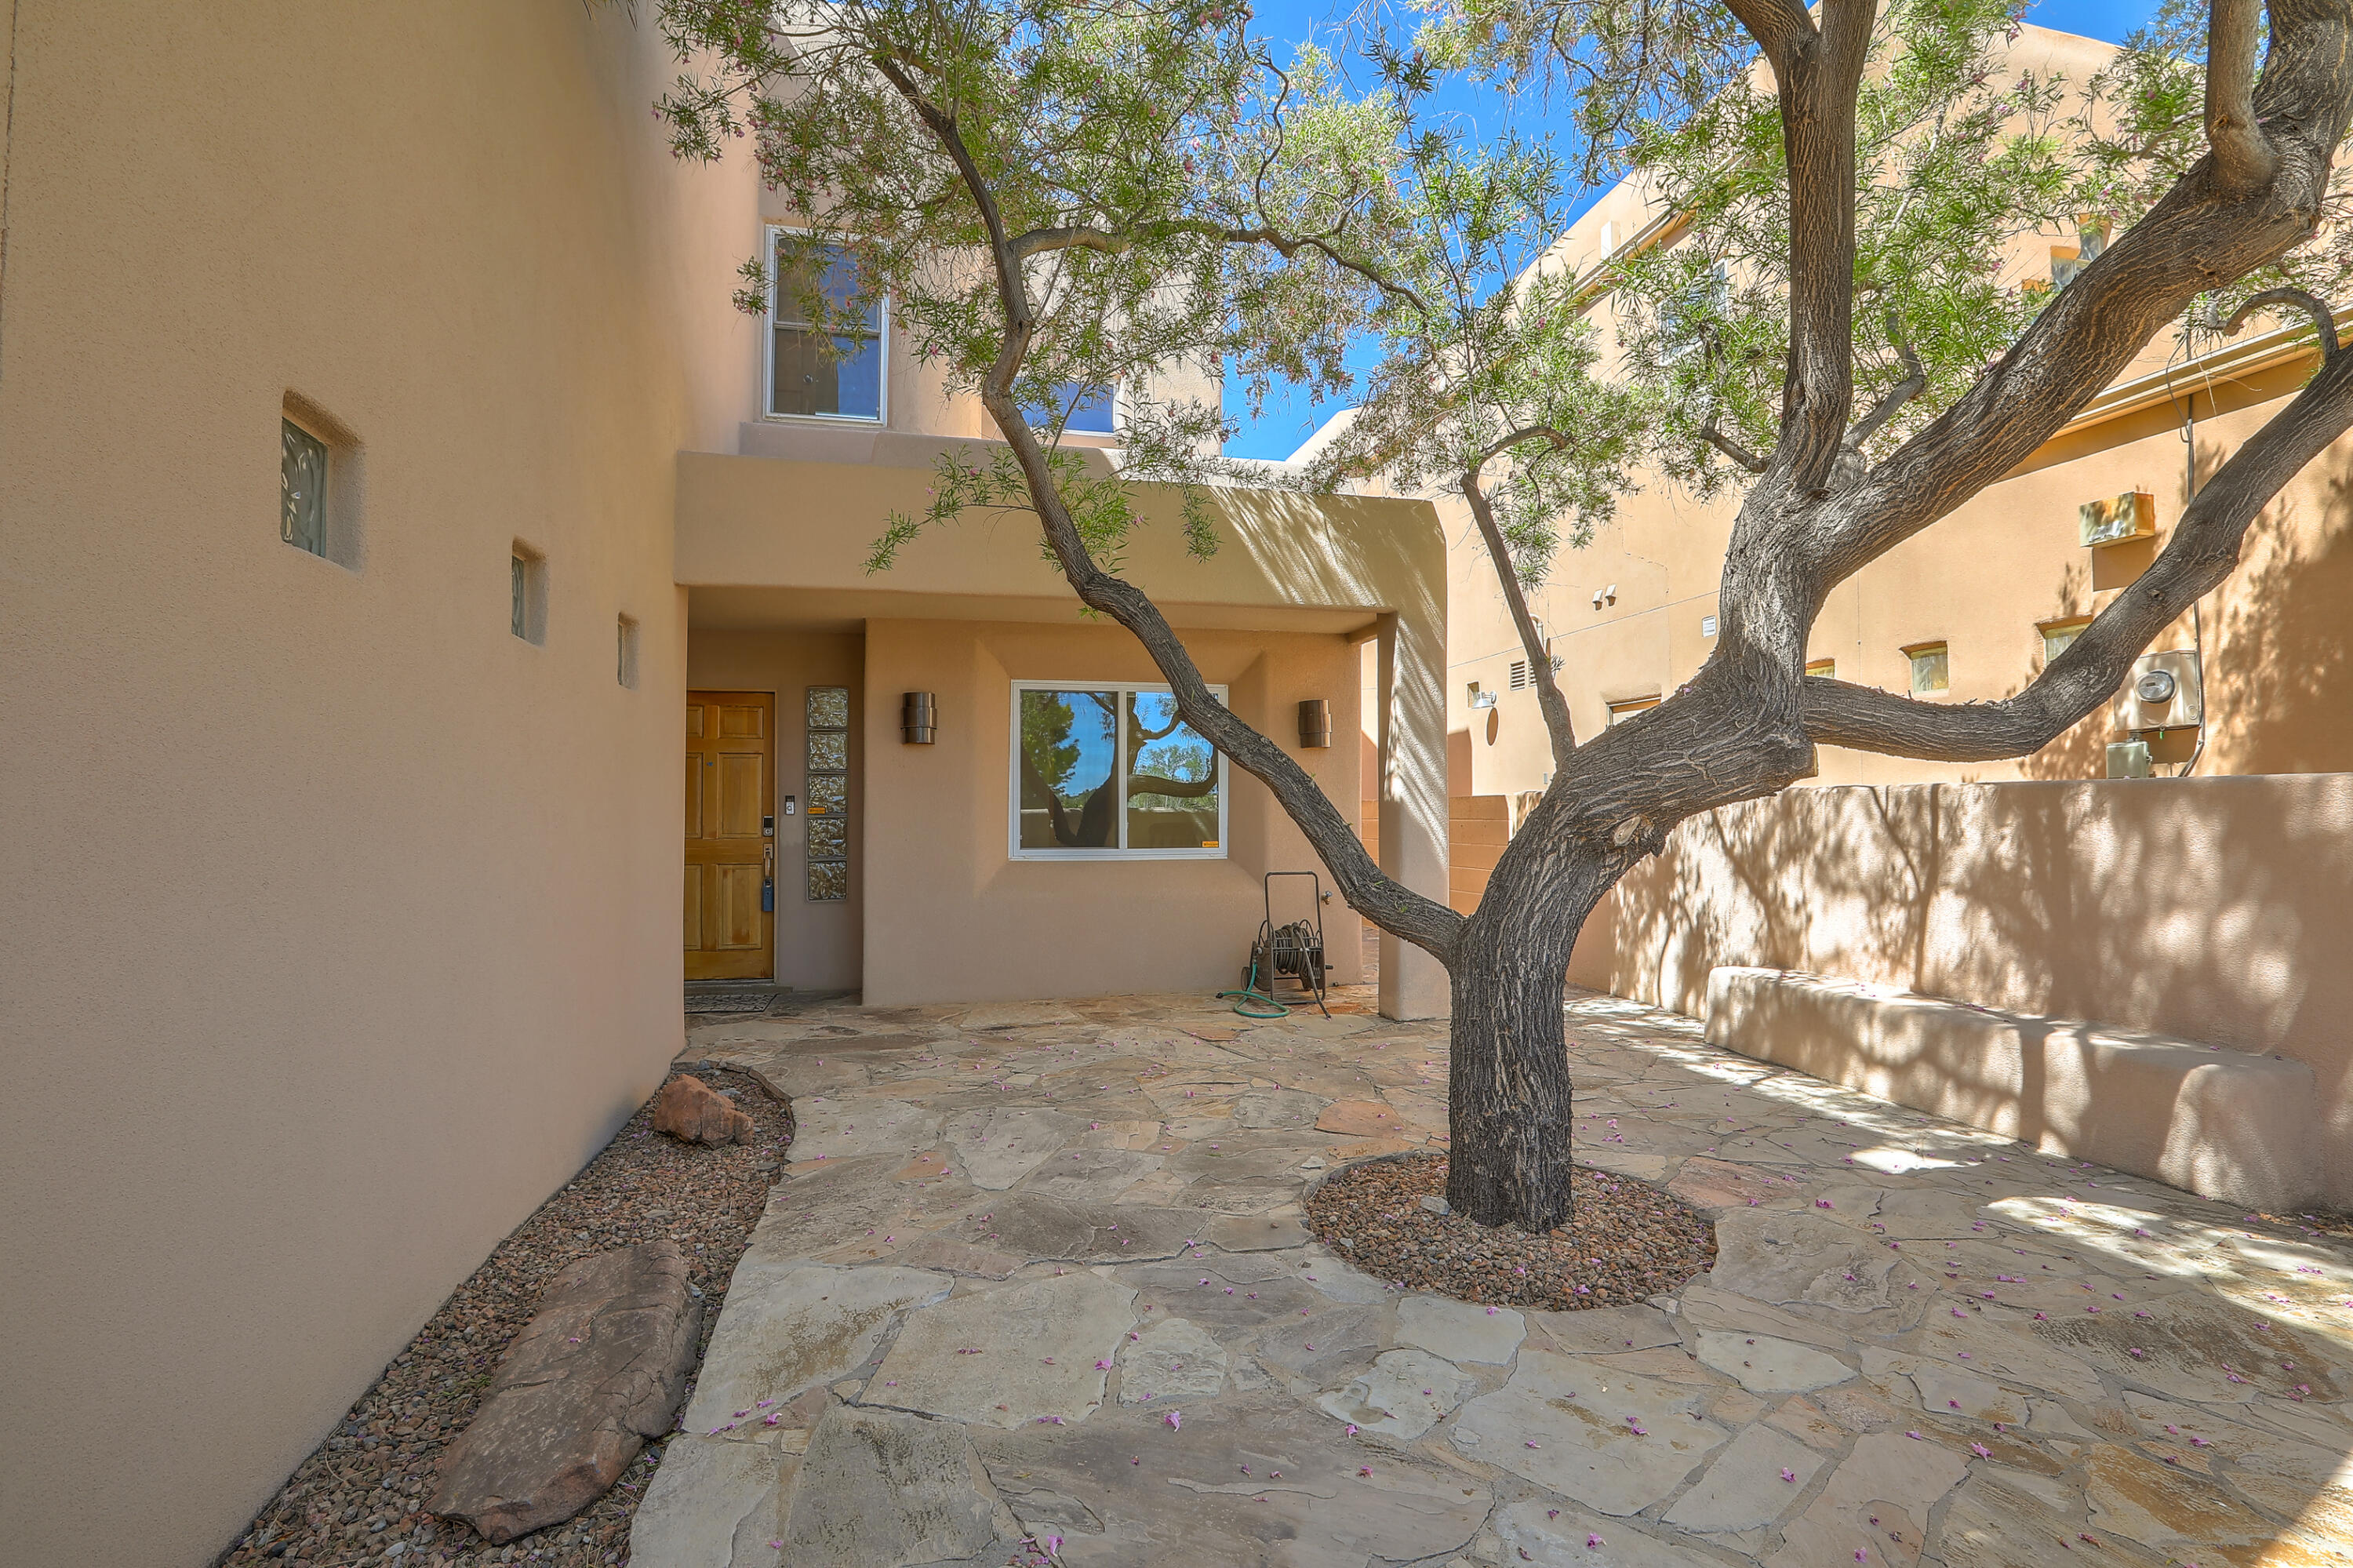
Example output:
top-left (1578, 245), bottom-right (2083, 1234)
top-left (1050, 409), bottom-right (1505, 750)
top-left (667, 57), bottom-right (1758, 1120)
top-left (763, 225), bottom-right (888, 425)
top-left (1009, 680), bottom-right (1228, 861)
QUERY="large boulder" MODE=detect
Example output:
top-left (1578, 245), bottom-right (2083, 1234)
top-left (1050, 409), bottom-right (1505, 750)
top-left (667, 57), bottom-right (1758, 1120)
top-left (654, 1074), bottom-right (755, 1145)
top-left (428, 1242), bottom-right (704, 1543)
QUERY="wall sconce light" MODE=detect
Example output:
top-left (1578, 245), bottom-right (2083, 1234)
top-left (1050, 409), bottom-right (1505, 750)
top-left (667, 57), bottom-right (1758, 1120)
top-left (901, 691), bottom-right (936, 744)
top-left (1297, 698), bottom-right (1332, 748)
top-left (1467, 682), bottom-right (1497, 711)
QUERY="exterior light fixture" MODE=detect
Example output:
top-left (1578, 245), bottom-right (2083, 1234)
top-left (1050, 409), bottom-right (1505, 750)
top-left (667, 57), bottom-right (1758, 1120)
top-left (901, 691), bottom-right (936, 744)
top-left (1297, 698), bottom-right (1332, 748)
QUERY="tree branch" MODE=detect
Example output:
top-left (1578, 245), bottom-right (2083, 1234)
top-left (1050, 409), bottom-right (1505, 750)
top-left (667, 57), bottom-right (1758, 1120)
top-left (1013, 226), bottom-right (1136, 259)
top-left (871, 51), bottom-right (1465, 961)
top-left (2208, 0), bottom-right (2277, 195)
top-left (1460, 431), bottom-right (1577, 768)
top-left (1820, 0), bottom-right (2353, 585)
top-left (1753, 0), bottom-right (1873, 494)
top-left (1219, 224), bottom-right (1432, 315)
top-left (1842, 327), bottom-right (1925, 451)
top-left (1805, 318), bottom-right (2353, 759)
top-left (1700, 420), bottom-right (1769, 473)
top-left (2224, 284), bottom-right (2345, 359)
top-left (1721, 0), bottom-right (1818, 70)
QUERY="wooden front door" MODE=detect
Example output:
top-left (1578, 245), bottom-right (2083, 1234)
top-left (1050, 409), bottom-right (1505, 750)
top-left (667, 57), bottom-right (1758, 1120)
top-left (685, 690), bottom-right (775, 980)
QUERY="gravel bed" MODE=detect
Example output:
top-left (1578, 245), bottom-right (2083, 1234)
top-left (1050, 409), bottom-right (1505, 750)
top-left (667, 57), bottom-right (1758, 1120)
top-left (218, 1065), bottom-right (791, 1568)
top-left (1305, 1153), bottom-right (1715, 1310)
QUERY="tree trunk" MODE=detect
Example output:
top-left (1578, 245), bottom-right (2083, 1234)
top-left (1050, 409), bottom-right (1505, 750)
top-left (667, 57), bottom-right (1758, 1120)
top-left (1443, 923), bottom-right (1586, 1231)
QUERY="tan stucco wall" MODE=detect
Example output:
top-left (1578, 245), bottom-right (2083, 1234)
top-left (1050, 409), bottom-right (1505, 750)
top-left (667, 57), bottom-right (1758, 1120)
top-left (858, 617), bottom-right (1368, 1003)
top-left (0, 5), bottom-right (758, 1564)
top-left (1566, 775), bottom-right (2353, 1202)
top-left (686, 631), bottom-right (869, 992)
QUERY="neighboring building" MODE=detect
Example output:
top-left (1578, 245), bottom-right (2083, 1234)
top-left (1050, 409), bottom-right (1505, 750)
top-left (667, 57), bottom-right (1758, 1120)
top-left (1438, 24), bottom-right (2353, 802)
top-left (0, 6), bottom-right (1446, 1565)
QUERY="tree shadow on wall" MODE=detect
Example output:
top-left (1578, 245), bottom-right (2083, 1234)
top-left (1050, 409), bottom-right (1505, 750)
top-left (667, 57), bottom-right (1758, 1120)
top-left (2203, 460), bottom-right (2353, 775)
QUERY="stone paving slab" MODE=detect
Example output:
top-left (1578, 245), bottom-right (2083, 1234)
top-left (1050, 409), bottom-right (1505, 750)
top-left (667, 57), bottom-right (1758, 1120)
top-left (643, 984), bottom-right (2353, 1568)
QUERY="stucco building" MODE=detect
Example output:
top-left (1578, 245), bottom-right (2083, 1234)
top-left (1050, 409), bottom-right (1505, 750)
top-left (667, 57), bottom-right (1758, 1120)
top-left (1441, 25), bottom-right (2353, 800)
top-left (0, 5), bottom-right (1446, 1564)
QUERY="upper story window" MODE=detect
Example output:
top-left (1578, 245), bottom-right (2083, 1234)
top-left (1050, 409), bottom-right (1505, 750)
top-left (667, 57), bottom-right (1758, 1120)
top-left (1028, 381), bottom-right (1117, 436)
top-left (767, 233), bottom-right (884, 423)
top-left (1012, 682), bottom-right (1225, 859)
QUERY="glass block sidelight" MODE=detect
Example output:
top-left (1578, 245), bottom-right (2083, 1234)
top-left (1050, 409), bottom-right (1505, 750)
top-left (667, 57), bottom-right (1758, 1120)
top-left (281, 418), bottom-right (328, 556)
top-left (807, 816), bottom-right (847, 859)
top-left (805, 684), bottom-right (849, 899)
top-left (807, 686), bottom-right (849, 729)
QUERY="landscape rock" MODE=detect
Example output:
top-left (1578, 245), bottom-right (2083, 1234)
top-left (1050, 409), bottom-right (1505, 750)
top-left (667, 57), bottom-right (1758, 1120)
top-left (655, 1075), bottom-right (756, 1146)
top-left (429, 1242), bottom-right (704, 1543)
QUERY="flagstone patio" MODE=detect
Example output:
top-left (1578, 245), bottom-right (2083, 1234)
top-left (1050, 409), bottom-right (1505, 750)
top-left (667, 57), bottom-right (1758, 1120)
top-left (629, 984), bottom-right (2353, 1567)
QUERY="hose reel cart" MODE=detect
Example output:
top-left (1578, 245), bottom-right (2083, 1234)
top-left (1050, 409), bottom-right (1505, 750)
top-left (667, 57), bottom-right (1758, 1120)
top-left (1224, 870), bottom-right (1329, 1018)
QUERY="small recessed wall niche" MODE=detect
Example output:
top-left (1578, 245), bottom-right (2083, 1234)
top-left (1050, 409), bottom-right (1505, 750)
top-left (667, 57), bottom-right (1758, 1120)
top-left (511, 543), bottom-right (548, 646)
top-left (279, 393), bottom-right (364, 569)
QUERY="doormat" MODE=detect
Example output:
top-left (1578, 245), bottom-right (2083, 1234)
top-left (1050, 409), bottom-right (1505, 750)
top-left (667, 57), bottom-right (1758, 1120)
top-left (685, 991), bottom-right (776, 1014)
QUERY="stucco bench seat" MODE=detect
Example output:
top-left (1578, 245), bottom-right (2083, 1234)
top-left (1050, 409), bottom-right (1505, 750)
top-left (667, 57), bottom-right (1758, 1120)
top-left (1702, 966), bottom-right (2321, 1213)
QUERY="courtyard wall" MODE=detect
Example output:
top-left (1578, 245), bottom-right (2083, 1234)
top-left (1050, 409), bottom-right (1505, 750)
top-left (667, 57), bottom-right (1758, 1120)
top-left (1567, 774), bottom-right (2353, 1204)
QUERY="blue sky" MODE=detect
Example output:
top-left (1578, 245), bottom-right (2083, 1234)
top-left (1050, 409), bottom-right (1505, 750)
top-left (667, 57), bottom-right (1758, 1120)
top-left (1220, 0), bottom-right (2164, 459)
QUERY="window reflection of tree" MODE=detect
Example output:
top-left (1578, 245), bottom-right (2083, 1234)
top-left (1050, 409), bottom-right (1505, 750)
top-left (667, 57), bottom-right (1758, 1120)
top-left (1018, 690), bottom-right (1216, 849)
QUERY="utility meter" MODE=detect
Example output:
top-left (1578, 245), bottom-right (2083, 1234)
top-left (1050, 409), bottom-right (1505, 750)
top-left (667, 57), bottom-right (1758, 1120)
top-left (2134, 669), bottom-right (2177, 704)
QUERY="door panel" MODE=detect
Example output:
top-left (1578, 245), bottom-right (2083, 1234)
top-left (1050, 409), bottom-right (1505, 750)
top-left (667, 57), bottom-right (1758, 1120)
top-left (685, 690), bottom-right (774, 980)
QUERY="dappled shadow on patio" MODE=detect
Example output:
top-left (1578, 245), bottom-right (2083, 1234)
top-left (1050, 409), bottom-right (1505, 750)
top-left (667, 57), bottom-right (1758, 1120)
top-left (634, 982), bottom-right (2353, 1566)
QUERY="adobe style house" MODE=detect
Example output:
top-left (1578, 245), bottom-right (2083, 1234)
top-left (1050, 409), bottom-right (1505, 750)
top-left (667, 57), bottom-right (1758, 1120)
top-left (0, 6), bottom-right (1446, 1564)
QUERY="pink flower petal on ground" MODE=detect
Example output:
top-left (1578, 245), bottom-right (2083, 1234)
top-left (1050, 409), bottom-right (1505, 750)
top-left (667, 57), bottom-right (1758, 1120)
top-left (1164, 1410), bottom-right (1180, 1431)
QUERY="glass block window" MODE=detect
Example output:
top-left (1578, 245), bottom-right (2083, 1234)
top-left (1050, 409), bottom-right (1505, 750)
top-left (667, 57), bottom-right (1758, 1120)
top-left (805, 686), bottom-right (849, 900)
top-left (1012, 682), bottom-right (1226, 858)
top-left (1907, 642), bottom-right (1950, 695)
top-left (769, 235), bottom-right (884, 421)
top-left (510, 547), bottom-right (547, 645)
top-left (281, 418), bottom-right (328, 556)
